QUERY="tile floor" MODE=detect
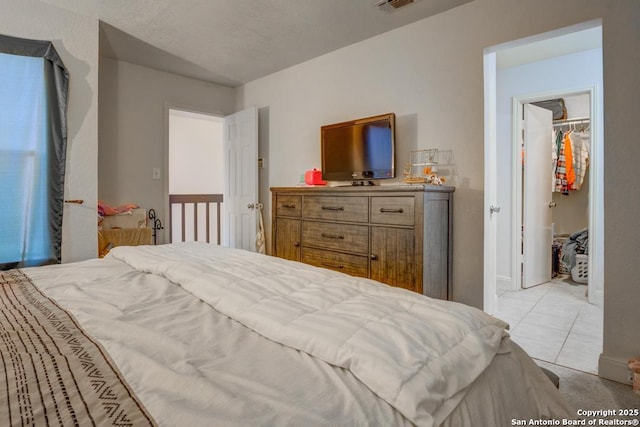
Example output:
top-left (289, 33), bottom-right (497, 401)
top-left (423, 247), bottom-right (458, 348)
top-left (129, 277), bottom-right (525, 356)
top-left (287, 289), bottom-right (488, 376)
top-left (495, 275), bottom-right (603, 374)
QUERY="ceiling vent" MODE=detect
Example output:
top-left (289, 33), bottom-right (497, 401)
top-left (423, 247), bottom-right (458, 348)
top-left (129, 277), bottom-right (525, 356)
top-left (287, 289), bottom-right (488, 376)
top-left (375, 0), bottom-right (417, 12)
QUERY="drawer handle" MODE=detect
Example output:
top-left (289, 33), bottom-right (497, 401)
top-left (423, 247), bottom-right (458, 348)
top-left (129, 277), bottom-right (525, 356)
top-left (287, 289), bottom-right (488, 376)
top-left (294, 242), bottom-right (300, 247)
top-left (321, 262), bottom-right (344, 269)
top-left (380, 208), bottom-right (404, 213)
top-left (370, 254), bottom-right (378, 261)
top-left (282, 204), bottom-right (296, 209)
top-left (321, 232), bottom-right (344, 240)
top-left (321, 205), bottom-right (344, 211)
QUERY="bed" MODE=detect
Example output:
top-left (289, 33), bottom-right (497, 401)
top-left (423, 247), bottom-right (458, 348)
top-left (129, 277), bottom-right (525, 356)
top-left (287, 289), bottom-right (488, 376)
top-left (2, 242), bottom-right (573, 426)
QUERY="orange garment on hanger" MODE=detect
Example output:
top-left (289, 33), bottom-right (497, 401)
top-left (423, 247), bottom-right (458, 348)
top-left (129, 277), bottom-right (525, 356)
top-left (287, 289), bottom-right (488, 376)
top-left (564, 132), bottom-right (576, 190)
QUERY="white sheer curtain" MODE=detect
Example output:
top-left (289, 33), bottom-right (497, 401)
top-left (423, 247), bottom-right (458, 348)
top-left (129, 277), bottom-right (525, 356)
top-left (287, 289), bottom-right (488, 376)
top-left (0, 53), bottom-right (51, 267)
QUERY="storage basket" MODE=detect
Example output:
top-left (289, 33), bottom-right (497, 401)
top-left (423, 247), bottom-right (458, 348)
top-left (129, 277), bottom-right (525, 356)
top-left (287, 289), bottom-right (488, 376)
top-left (554, 235), bottom-right (570, 275)
top-left (571, 254), bottom-right (588, 283)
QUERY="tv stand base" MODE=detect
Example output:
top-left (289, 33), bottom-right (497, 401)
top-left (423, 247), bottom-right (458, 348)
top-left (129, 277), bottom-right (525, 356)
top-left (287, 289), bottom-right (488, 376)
top-left (351, 180), bottom-right (376, 186)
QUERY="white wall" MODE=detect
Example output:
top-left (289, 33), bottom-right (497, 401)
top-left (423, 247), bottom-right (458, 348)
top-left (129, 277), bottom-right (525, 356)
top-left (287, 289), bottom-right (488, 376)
top-left (238, 7), bottom-right (490, 307)
top-left (496, 51), bottom-right (602, 282)
top-left (563, 94), bottom-right (591, 120)
top-left (169, 110), bottom-right (224, 195)
top-left (1, 0), bottom-right (99, 262)
top-left (237, 0), bottom-right (640, 384)
top-left (99, 57), bottom-right (236, 243)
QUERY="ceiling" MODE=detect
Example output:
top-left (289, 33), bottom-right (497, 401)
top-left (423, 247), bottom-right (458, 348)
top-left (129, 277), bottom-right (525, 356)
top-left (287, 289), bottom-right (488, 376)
top-left (42, 0), bottom-right (473, 87)
top-left (496, 25), bottom-right (602, 69)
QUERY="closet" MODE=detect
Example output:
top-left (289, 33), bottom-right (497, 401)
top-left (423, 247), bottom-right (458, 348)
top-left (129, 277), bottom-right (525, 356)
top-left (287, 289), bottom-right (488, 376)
top-left (528, 94), bottom-right (591, 285)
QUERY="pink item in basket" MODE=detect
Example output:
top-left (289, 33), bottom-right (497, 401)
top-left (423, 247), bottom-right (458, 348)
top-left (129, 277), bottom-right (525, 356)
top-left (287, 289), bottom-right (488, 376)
top-left (98, 200), bottom-right (139, 216)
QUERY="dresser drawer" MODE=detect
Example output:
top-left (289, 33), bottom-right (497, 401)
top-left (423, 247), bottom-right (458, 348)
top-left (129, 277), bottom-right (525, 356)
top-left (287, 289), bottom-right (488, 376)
top-left (302, 248), bottom-right (368, 278)
top-left (303, 196), bottom-right (368, 222)
top-left (276, 195), bottom-right (302, 217)
top-left (371, 196), bottom-right (415, 226)
top-left (302, 221), bottom-right (368, 254)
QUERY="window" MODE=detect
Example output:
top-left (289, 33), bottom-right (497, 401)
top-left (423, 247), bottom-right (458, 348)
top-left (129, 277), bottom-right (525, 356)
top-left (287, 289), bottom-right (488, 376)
top-left (0, 35), bottom-right (69, 269)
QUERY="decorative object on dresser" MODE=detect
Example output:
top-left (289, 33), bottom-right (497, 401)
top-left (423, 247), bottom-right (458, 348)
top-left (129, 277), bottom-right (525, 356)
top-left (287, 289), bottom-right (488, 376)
top-left (271, 185), bottom-right (454, 299)
top-left (402, 148), bottom-right (447, 185)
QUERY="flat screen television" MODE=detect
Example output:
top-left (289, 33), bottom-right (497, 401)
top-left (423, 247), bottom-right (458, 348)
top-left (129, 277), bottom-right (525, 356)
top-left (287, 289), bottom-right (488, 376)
top-left (321, 113), bottom-right (395, 184)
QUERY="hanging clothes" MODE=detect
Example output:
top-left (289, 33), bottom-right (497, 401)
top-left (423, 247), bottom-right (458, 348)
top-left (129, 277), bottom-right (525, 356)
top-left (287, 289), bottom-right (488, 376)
top-left (564, 131), bottom-right (576, 191)
top-left (554, 130), bottom-right (569, 193)
top-left (552, 124), bottom-right (590, 193)
top-left (570, 131), bottom-right (590, 190)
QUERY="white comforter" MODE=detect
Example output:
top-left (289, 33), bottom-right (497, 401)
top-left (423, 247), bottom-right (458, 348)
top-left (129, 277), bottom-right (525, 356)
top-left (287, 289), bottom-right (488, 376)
top-left (24, 242), bottom-right (572, 426)
top-left (106, 242), bottom-right (505, 426)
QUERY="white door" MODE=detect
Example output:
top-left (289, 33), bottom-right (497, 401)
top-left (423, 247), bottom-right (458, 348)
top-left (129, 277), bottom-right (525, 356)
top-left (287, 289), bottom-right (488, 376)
top-left (522, 104), bottom-right (553, 288)
top-left (223, 107), bottom-right (259, 251)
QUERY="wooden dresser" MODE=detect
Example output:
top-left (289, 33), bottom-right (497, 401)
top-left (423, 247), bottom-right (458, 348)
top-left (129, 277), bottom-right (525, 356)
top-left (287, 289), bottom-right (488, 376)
top-left (270, 185), bottom-right (454, 299)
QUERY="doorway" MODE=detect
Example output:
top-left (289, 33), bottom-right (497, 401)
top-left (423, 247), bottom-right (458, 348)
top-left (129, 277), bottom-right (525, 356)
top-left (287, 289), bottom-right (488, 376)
top-left (483, 21), bottom-right (604, 374)
top-left (167, 108), bottom-right (224, 243)
top-left (515, 92), bottom-right (596, 301)
top-left (504, 93), bottom-right (601, 374)
top-left (164, 105), bottom-right (260, 251)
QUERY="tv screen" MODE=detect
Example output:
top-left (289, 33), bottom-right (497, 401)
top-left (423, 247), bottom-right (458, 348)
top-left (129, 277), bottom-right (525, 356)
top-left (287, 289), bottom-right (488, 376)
top-left (321, 113), bottom-right (395, 183)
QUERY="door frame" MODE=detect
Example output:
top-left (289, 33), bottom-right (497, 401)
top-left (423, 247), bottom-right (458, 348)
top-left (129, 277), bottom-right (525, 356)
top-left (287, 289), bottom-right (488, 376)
top-left (163, 102), bottom-right (225, 244)
top-left (483, 20), bottom-right (604, 314)
top-left (511, 87), bottom-right (602, 304)
top-left (511, 86), bottom-right (604, 306)
top-left (482, 50), bottom-right (499, 314)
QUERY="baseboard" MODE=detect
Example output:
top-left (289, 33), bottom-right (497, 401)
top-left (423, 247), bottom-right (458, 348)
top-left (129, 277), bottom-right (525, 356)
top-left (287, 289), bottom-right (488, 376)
top-left (598, 353), bottom-right (632, 385)
top-left (496, 275), bottom-right (513, 292)
top-left (592, 289), bottom-right (604, 307)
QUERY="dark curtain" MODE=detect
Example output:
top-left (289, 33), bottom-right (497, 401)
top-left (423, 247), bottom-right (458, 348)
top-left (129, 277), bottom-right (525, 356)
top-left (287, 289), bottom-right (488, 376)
top-left (0, 34), bottom-right (69, 266)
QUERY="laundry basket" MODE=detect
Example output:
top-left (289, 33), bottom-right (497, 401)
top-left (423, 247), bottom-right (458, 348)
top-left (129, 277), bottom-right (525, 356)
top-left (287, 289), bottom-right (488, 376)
top-left (571, 254), bottom-right (588, 283)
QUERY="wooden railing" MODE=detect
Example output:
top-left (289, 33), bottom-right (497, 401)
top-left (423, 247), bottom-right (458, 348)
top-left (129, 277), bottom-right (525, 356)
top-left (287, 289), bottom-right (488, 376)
top-left (169, 194), bottom-right (223, 244)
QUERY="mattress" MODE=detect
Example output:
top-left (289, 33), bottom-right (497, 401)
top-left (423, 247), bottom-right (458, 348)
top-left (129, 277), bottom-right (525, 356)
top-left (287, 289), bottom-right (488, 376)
top-left (4, 242), bottom-right (573, 426)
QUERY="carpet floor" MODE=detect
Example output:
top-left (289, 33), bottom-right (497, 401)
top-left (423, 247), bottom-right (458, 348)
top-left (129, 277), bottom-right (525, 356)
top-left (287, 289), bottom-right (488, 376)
top-left (535, 359), bottom-right (640, 420)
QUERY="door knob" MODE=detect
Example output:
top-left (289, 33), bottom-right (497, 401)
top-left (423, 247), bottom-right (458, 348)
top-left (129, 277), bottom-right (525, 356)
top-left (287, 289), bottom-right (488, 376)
top-left (247, 203), bottom-right (255, 209)
top-left (548, 202), bottom-right (557, 208)
top-left (490, 205), bottom-right (501, 214)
